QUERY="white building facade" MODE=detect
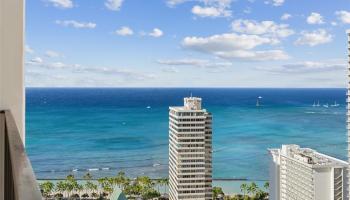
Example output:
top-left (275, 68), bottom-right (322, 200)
top-left (347, 30), bottom-right (350, 200)
top-left (269, 145), bottom-right (347, 200)
top-left (169, 97), bottom-right (212, 200)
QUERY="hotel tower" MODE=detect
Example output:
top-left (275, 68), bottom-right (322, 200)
top-left (269, 145), bottom-right (348, 200)
top-left (347, 30), bottom-right (350, 200)
top-left (169, 97), bottom-right (213, 200)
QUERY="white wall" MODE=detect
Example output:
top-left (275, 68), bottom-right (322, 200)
top-left (269, 151), bottom-right (280, 200)
top-left (314, 168), bottom-right (333, 200)
top-left (0, 0), bottom-right (25, 141)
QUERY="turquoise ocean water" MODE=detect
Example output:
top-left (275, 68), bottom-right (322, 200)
top-left (26, 88), bottom-right (347, 181)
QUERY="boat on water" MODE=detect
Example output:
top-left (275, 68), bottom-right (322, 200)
top-left (256, 96), bottom-right (262, 107)
top-left (146, 106), bottom-right (151, 109)
top-left (323, 103), bottom-right (329, 108)
top-left (312, 101), bottom-right (316, 107)
top-left (330, 101), bottom-right (340, 107)
top-left (316, 100), bottom-right (320, 107)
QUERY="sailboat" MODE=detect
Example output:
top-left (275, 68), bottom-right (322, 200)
top-left (256, 96), bottom-right (262, 107)
top-left (312, 101), bottom-right (316, 107)
top-left (323, 103), bottom-right (329, 108)
top-left (331, 101), bottom-right (340, 107)
top-left (316, 100), bottom-right (320, 107)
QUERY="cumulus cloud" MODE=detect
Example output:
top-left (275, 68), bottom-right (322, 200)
top-left (295, 29), bottom-right (332, 46)
top-left (149, 28), bottom-right (164, 37)
top-left (115, 26), bottom-right (134, 36)
top-left (257, 60), bottom-right (346, 73)
top-left (105, 0), bottom-right (124, 11)
top-left (47, 0), bottom-right (73, 9)
top-left (307, 12), bottom-right (324, 24)
top-left (167, 0), bottom-right (232, 18)
top-left (335, 10), bottom-right (350, 24)
top-left (231, 19), bottom-right (294, 39)
top-left (182, 33), bottom-right (289, 61)
top-left (281, 13), bottom-right (292, 20)
top-left (45, 50), bottom-right (61, 58)
top-left (55, 20), bottom-right (96, 29)
top-left (192, 5), bottom-right (230, 18)
top-left (162, 67), bottom-right (179, 73)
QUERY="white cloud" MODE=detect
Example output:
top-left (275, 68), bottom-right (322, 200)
top-left (295, 29), bottom-right (332, 46)
top-left (281, 13), bottom-right (292, 20)
top-left (265, 0), bottom-right (284, 6)
top-left (55, 20), bottom-right (97, 29)
top-left (257, 60), bottom-right (346, 73)
top-left (105, 0), bottom-right (124, 11)
top-left (47, 0), bottom-right (73, 9)
top-left (45, 50), bottom-right (61, 58)
top-left (335, 10), bottom-right (350, 24)
top-left (162, 67), bottom-right (179, 73)
top-left (30, 57), bottom-right (43, 64)
top-left (215, 49), bottom-right (289, 61)
top-left (231, 19), bottom-right (294, 39)
top-left (115, 26), bottom-right (134, 36)
top-left (307, 12), bottom-right (324, 24)
top-left (182, 33), bottom-right (289, 61)
top-left (149, 28), bottom-right (164, 37)
top-left (157, 58), bottom-right (232, 68)
top-left (191, 5), bottom-right (230, 18)
top-left (25, 45), bottom-right (34, 54)
top-left (331, 21), bottom-right (338, 26)
top-left (167, 0), bottom-right (232, 18)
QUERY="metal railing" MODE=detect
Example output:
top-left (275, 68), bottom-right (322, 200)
top-left (1, 110), bottom-right (42, 200)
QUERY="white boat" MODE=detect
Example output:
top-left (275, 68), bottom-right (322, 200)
top-left (331, 101), bottom-right (340, 107)
top-left (316, 100), bottom-right (320, 107)
top-left (323, 103), bottom-right (329, 108)
top-left (312, 101), bottom-right (316, 107)
top-left (146, 106), bottom-right (151, 109)
top-left (256, 96), bottom-right (262, 107)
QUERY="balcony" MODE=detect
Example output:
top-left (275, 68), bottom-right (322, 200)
top-left (0, 110), bottom-right (42, 200)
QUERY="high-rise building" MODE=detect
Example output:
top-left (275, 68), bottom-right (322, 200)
top-left (169, 97), bottom-right (212, 200)
top-left (268, 144), bottom-right (348, 200)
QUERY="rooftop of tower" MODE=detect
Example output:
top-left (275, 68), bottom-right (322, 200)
top-left (269, 144), bottom-right (347, 168)
top-left (169, 97), bottom-right (207, 112)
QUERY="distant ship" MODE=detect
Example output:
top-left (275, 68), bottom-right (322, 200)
top-left (330, 101), bottom-right (340, 107)
top-left (323, 103), bottom-right (329, 108)
top-left (256, 96), bottom-right (262, 107)
top-left (312, 101), bottom-right (316, 107)
top-left (146, 106), bottom-right (151, 109)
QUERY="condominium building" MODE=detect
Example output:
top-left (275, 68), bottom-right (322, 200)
top-left (269, 144), bottom-right (348, 200)
top-left (169, 97), bottom-right (213, 200)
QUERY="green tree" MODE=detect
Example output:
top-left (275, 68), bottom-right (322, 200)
top-left (212, 186), bottom-right (224, 199)
top-left (55, 181), bottom-right (67, 198)
top-left (263, 182), bottom-right (269, 191)
top-left (240, 183), bottom-right (248, 198)
top-left (39, 181), bottom-right (54, 199)
top-left (247, 182), bottom-right (258, 197)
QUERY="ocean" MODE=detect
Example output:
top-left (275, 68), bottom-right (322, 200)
top-left (26, 88), bottom-right (347, 181)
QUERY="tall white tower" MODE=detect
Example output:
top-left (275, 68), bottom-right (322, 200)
top-left (169, 97), bottom-right (212, 200)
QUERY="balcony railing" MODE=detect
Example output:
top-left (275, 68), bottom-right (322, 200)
top-left (1, 110), bottom-right (42, 200)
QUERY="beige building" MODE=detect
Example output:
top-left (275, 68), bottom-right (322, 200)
top-left (269, 145), bottom-right (347, 200)
top-left (169, 97), bottom-right (212, 200)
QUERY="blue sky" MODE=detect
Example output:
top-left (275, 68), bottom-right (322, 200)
top-left (25, 0), bottom-right (350, 87)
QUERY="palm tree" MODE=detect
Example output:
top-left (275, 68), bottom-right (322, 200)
top-left (247, 182), bottom-right (258, 197)
top-left (240, 183), bottom-right (248, 198)
top-left (39, 181), bottom-right (54, 199)
top-left (263, 182), bottom-right (269, 191)
top-left (55, 181), bottom-right (67, 198)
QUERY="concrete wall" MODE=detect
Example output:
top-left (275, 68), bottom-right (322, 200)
top-left (314, 168), bottom-right (333, 200)
top-left (0, 0), bottom-right (25, 142)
